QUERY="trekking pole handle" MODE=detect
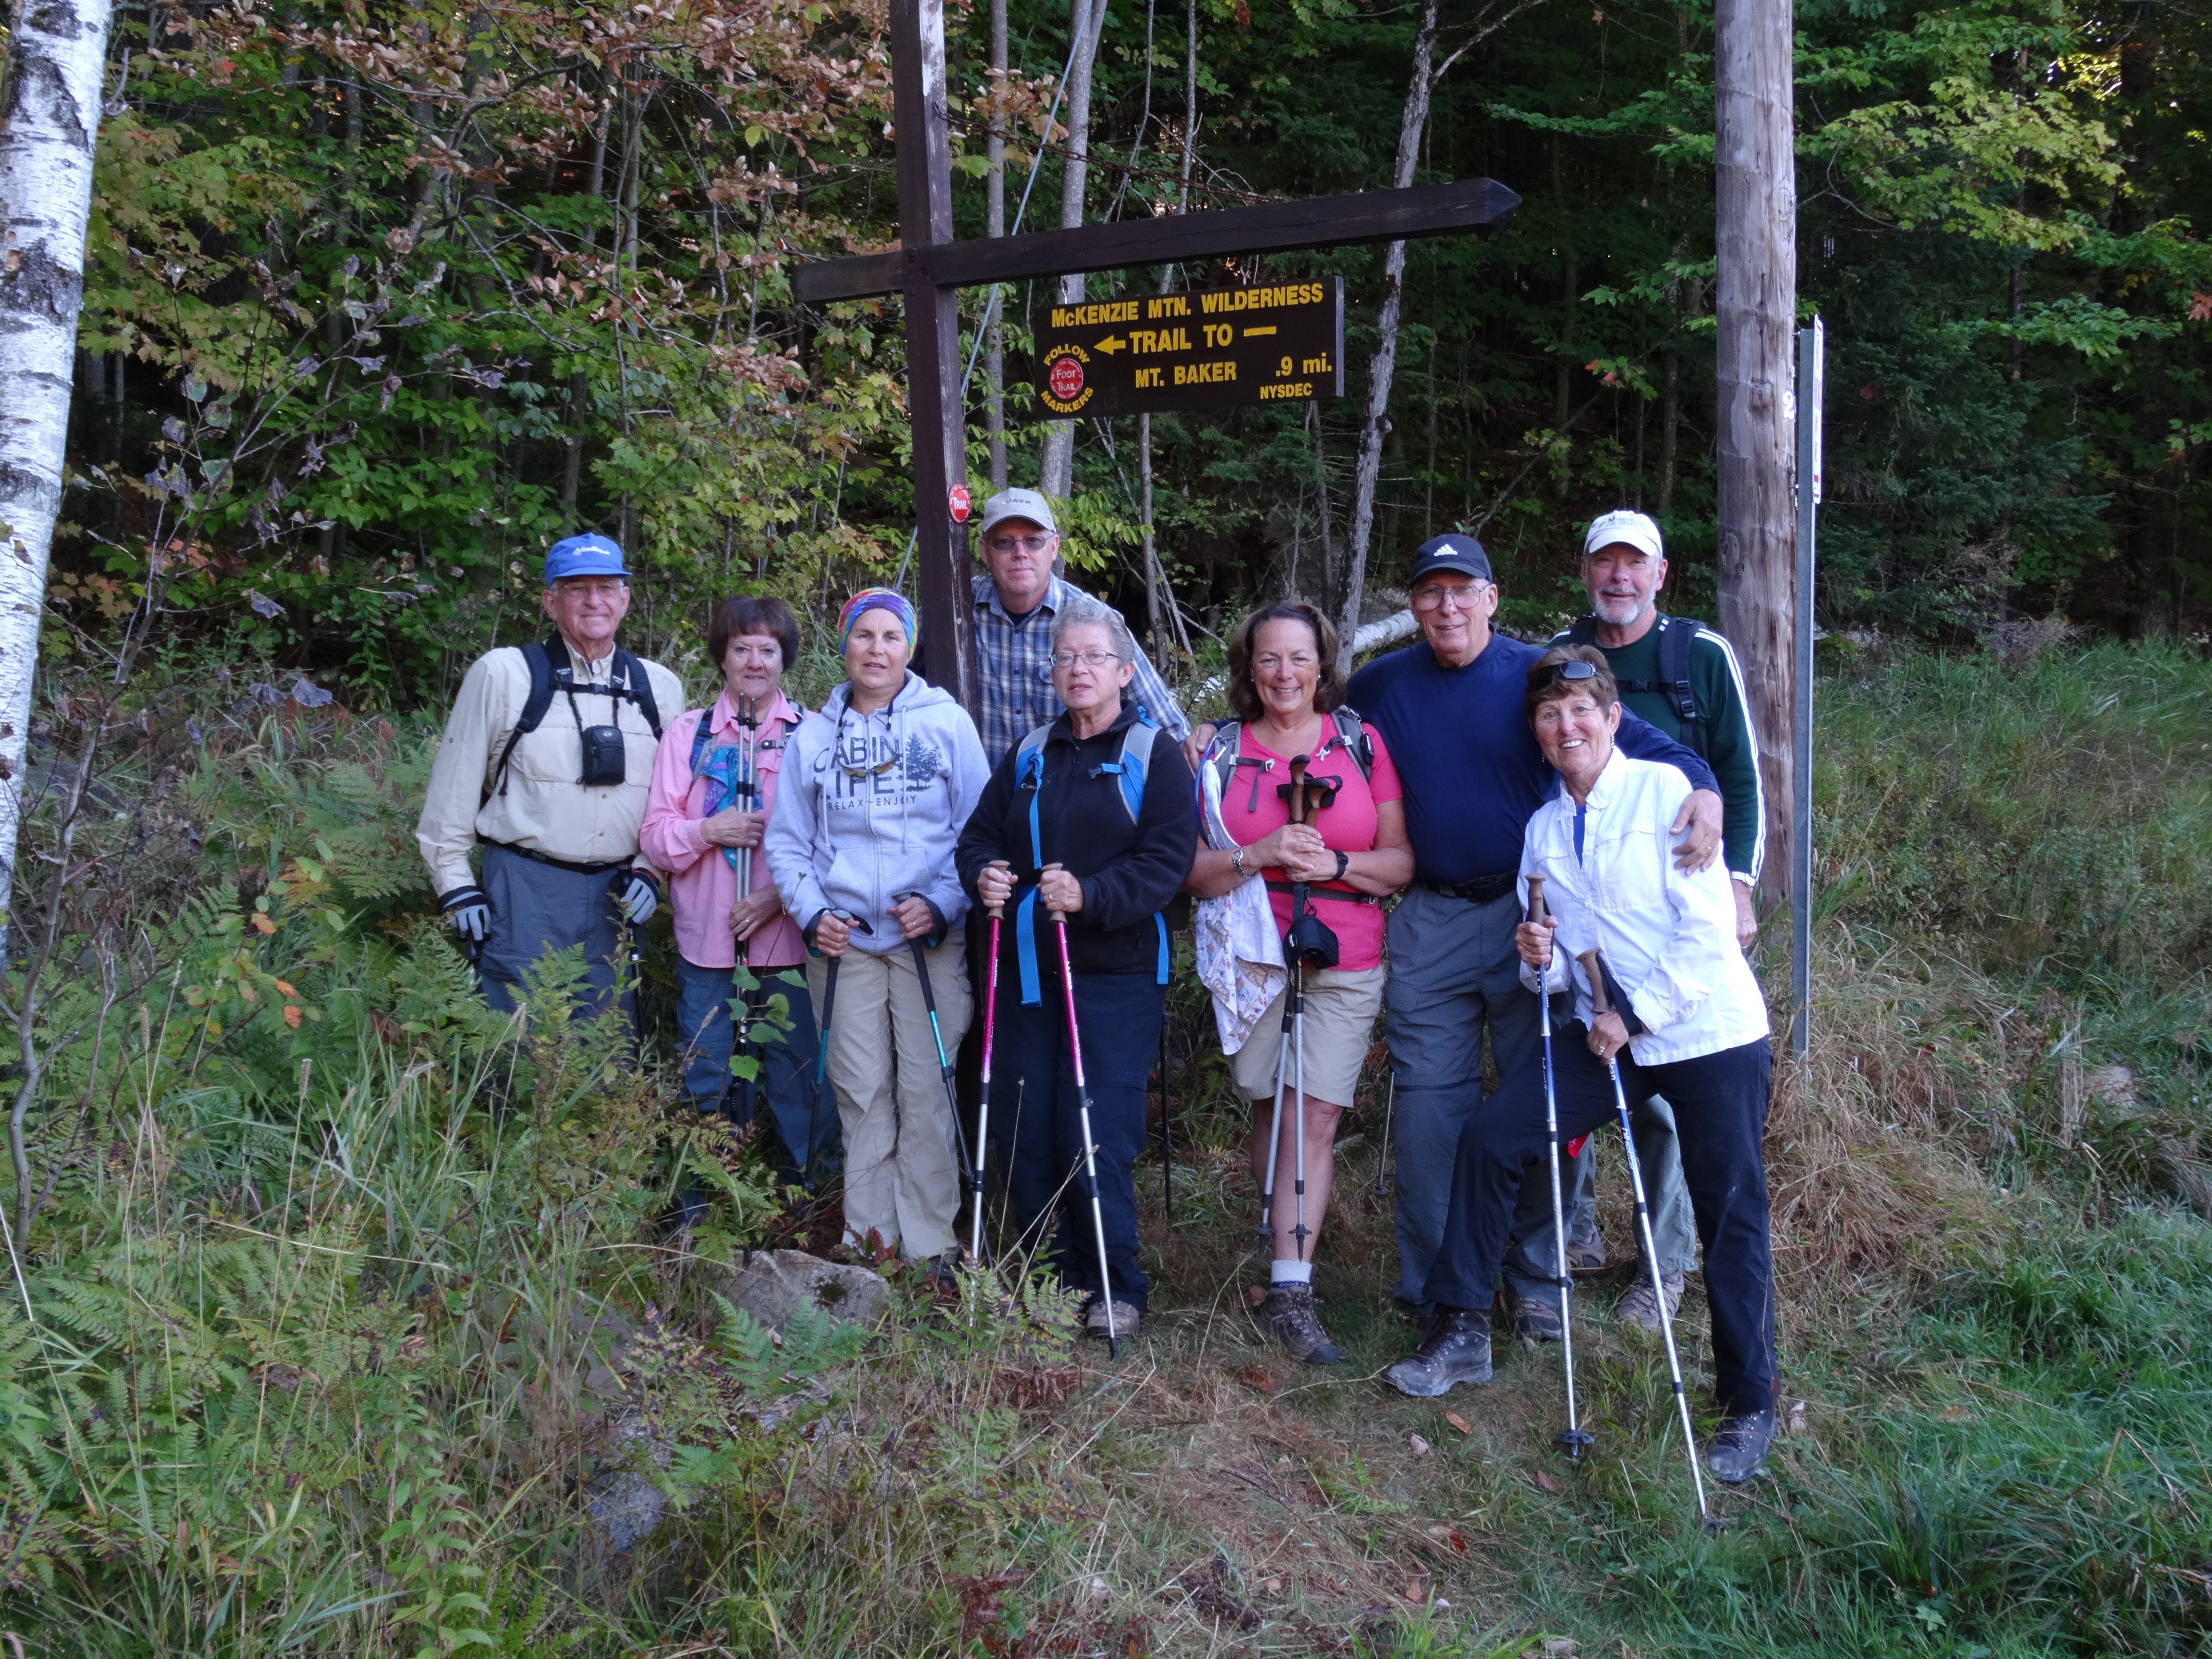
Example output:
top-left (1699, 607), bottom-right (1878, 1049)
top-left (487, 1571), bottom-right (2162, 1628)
top-left (1043, 860), bottom-right (1070, 926)
top-left (1577, 948), bottom-right (1610, 1017)
top-left (986, 858), bottom-right (1010, 922)
top-left (1525, 873), bottom-right (1548, 928)
top-left (1286, 753), bottom-right (1311, 827)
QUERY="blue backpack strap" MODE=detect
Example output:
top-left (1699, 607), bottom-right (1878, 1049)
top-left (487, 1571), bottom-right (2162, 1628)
top-left (687, 708), bottom-right (713, 776)
top-left (1153, 911), bottom-right (1169, 985)
top-left (1013, 728), bottom-right (1050, 1006)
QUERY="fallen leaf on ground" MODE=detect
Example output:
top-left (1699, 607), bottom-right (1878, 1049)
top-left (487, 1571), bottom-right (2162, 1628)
top-left (1534, 1469), bottom-right (1560, 1493)
top-left (1939, 1404), bottom-right (1973, 1422)
top-left (1444, 1410), bottom-right (1473, 1436)
top-left (1246, 1284), bottom-right (1268, 1307)
top-left (1449, 1529), bottom-right (1468, 1553)
top-left (1233, 1364), bottom-right (1276, 1394)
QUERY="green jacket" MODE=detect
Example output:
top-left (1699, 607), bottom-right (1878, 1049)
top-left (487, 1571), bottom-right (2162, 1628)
top-left (1549, 614), bottom-right (1765, 881)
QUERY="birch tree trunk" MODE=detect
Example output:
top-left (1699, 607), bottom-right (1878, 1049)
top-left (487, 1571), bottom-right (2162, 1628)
top-left (1037, 0), bottom-right (1109, 501)
top-left (0, 0), bottom-right (116, 937)
top-left (1334, 0), bottom-right (1437, 677)
top-left (1713, 0), bottom-right (1796, 908)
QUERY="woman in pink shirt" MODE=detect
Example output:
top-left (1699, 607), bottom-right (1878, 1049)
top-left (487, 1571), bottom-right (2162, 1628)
top-left (641, 595), bottom-right (834, 1187)
top-left (1185, 602), bottom-right (1413, 1364)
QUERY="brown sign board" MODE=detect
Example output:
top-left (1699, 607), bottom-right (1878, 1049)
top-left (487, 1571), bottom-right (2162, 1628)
top-left (1030, 278), bottom-right (1345, 419)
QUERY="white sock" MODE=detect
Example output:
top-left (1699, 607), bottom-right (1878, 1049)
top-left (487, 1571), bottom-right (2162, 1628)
top-left (1271, 1259), bottom-right (1313, 1286)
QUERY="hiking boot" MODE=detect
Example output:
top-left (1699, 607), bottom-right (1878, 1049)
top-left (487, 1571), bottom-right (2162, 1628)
top-left (1566, 1237), bottom-right (1609, 1273)
top-left (1615, 1271), bottom-right (1687, 1335)
top-left (1706, 1408), bottom-right (1778, 1484)
top-left (1384, 1307), bottom-right (1493, 1397)
top-left (1084, 1297), bottom-right (1143, 1342)
top-left (1256, 1283), bottom-right (1342, 1366)
top-left (1505, 1287), bottom-right (1567, 1342)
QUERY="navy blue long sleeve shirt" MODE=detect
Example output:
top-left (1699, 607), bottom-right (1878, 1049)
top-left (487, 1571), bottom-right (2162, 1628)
top-left (1345, 634), bottom-right (1720, 887)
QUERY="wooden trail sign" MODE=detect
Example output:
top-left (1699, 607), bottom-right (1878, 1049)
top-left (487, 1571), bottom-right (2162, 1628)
top-left (1033, 279), bottom-right (1345, 419)
top-left (794, 0), bottom-right (1520, 712)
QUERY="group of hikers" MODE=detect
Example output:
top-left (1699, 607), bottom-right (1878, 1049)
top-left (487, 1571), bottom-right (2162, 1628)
top-left (414, 489), bottom-right (1782, 1486)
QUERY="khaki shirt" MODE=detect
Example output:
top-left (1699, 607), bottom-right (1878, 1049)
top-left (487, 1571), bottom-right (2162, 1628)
top-left (416, 638), bottom-right (687, 896)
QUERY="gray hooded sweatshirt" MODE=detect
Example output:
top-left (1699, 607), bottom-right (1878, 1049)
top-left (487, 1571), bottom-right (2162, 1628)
top-left (765, 671), bottom-right (988, 954)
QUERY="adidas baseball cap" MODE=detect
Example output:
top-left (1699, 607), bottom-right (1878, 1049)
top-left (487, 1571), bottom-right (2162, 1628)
top-left (1583, 509), bottom-right (1665, 562)
top-left (1407, 533), bottom-right (1493, 585)
top-left (543, 533), bottom-right (633, 585)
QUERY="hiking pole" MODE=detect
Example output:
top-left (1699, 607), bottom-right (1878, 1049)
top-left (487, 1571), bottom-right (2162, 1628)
top-left (972, 861), bottom-right (1010, 1260)
top-left (1278, 753), bottom-right (1342, 1264)
top-left (894, 889), bottom-right (985, 1264)
top-left (1370, 1075), bottom-right (1395, 1199)
top-left (1044, 863), bottom-right (1121, 1360)
top-left (1529, 876), bottom-right (1592, 1463)
top-left (1579, 946), bottom-right (1708, 1523)
top-left (1158, 1018), bottom-right (1172, 1223)
top-left (806, 909), bottom-right (872, 1182)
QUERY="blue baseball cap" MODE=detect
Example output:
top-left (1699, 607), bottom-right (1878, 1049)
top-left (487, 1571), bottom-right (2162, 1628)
top-left (1407, 532), bottom-right (1493, 585)
top-left (543, 533), bottom-right (632, 586)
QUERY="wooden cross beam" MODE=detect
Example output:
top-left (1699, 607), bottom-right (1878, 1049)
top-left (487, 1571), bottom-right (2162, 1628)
top-left (818, 0), bottom-right (1522, 712)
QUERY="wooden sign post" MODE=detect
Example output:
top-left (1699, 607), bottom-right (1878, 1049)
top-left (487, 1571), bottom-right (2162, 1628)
top-left (796, 0), bottom-right (1520, 710)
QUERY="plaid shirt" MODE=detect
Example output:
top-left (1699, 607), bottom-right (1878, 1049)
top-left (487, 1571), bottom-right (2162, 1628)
top-left (970, 573), bottom-right (1190, 768)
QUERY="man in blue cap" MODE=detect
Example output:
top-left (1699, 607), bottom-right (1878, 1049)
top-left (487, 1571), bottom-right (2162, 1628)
top-left (1345, 533), bottom-right (1727, 1329)
top-left (416, 534), bottom-right (686, 1021)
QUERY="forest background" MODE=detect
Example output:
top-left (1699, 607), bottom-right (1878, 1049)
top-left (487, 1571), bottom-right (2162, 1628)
top-left (41, 0), bottom-right (2212, 692)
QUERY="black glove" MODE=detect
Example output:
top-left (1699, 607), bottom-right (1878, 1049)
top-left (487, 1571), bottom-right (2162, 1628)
top-left (619, 869), bottom-right (659, 926)
top-left (439, 884), bottom-right (491, 942)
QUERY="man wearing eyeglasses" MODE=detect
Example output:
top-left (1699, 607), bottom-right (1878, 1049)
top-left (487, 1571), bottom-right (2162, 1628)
top-left (968, 488), bottom-right (1191, 768)
top-left (417, 533), bottom-right (684, 1022)
top-left (1344, 533), bottom-right (1726, 1331)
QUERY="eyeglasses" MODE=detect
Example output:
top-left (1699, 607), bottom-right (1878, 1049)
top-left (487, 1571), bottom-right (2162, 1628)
top-left (1051, 648), bottom-right (1122, 669)
top-left (987, 533), bottom-right (1054, 554)
top-left (1411, 582), bottom-right (1488, 612)
top-left (553, 577), bottom-right (626, 600)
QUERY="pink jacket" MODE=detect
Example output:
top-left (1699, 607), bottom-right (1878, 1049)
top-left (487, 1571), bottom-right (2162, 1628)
top-left (640, 688), bottom-right (807, 971)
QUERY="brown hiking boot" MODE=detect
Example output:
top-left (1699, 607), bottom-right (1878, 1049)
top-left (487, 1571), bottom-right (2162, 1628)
top-left (1616, 1270), bottom-right (1687, 1335)
top-left (1256, 1283), bottom-right (1343, 1366)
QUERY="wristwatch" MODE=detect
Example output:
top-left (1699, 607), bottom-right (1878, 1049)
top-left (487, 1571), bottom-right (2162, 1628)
top-left (1333, 850), bottom-right (1350, 882)
top-left (1231, 845), bottom-right (1248, 877)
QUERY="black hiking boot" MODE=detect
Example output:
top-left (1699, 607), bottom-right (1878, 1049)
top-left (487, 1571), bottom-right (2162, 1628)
top-left (1706, 1408), bottom-right (1778, 1484)
top-left (1384, 1307), bottom-right (1493, 1397)
top-left (1256, 1283), bottom-right (1342, 1365)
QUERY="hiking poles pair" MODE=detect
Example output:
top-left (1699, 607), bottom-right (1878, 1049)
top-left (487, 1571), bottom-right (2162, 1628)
top-left (893, 890), bottom-right (986, 1265)
top-left (1257, 754), bottom-right (1340, 1262)
top-left (1039, 862), bottom-right (1122, 1359)
top-left (1527, 876), bottom-right (1594, 1464)
top-left (1579, 945), bottom-right (1710, 1525)
top-left (730, 695), bottom-right (761, 1124)
top-left (806, 908), bottom-right (873, 1187)
top-left (971, 861), bottom-right (1010, 1260)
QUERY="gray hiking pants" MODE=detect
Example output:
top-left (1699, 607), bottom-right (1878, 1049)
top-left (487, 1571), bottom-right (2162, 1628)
top-left (477, 842), bottom-right (637, 1027)
top-left (1381, 884), bottom-right (1561, 1309)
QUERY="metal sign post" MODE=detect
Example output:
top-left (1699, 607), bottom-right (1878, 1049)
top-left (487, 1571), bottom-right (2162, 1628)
top-left (1792, 317), bottom-right (1822, 1059)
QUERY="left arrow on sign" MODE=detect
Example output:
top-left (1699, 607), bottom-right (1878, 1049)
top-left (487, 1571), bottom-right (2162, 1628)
top-left (1095, 335), bottom-right (1127, 355)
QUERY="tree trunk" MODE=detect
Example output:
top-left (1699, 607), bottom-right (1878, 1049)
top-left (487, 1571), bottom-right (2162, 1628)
top-left (1334, 0), bottom-right (1438, 677)
top-left (984, 0), bottom-right (1008, 491)
top-left (1713, 0), bottom-right (1796, 908)
top-left (1037, 0), bottom-right (1109, 501)
top-left (0, 0), bottom-right (115, 935)
top-left (562, 101), bottom-right (613, 517)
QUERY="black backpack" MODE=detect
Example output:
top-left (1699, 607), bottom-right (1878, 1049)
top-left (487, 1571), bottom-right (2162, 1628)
top-left (489, 636), bottom-right (665, 797)
top-left (1565, 614), bottom-right (1702, 757)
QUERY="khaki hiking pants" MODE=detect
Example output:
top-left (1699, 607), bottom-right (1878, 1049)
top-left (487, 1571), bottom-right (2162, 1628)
top-left (807, 937), bottom-right (970, 1261)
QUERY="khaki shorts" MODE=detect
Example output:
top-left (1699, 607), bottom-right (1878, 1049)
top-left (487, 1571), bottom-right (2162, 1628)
top-left (1229, 966), bottom-right (1387, 1106)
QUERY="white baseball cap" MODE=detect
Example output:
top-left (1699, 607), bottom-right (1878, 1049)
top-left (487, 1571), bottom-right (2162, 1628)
top-left (1583, 509), bottom-right (1665, 562)
top-left (978, 487), bottom-right (1060, 540)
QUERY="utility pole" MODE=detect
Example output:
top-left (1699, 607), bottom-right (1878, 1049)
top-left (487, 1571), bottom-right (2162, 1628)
top-left (1712, 0), bottom-right (1796, 912)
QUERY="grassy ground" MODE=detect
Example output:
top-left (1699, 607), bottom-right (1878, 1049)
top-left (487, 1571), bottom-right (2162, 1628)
top-left (1, 641), bottom-right (2207, 1656)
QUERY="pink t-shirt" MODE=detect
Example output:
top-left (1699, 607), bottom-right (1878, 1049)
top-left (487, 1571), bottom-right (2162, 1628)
top-left (1217, 718), bottom-right (1402, 971)
top-left (639, 688), bottom-right (807, 972)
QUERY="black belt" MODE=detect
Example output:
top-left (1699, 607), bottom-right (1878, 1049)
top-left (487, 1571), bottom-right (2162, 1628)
top-left (1264, 880), bottom-right (1380, 907)
top-left (478, 837), bottom-right (633, 877)
top-left (1416, 873), bottom-right (1517, 905)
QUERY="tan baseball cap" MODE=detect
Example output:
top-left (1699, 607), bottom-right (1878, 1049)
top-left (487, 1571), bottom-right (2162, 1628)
top-left (1583, 509), bottom-right (1665, 561)
top-left (978, 487), bottom-right (1060, 540)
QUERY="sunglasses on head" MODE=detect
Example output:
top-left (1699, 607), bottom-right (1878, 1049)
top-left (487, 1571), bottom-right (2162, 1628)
top-left (1552, 659), bottom-right (1599, 682)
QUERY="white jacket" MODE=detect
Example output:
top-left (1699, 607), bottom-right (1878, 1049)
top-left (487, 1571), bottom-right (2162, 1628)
top-left (764, 671), bottom-right (988, 955)
top-left (1519, 749), bottom-right (1769, 1066)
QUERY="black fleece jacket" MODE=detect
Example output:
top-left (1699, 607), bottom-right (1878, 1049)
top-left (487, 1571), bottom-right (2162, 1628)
top-left (955, 700), bottom-right (1198, 981)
